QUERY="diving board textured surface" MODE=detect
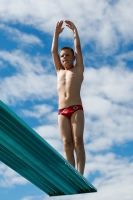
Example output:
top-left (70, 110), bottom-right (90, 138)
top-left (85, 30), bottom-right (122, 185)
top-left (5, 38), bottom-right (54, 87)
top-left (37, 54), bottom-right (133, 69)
top-left (0, 100), bottom-right (97, 196)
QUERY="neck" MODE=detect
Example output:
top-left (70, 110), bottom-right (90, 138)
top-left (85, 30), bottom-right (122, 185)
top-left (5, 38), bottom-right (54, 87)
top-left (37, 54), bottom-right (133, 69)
top-left (64, 64), bottom-right (74, 70)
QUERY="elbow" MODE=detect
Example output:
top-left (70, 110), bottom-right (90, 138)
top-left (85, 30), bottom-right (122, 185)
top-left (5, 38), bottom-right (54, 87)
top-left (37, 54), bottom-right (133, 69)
top-left (51, 48), bottom-right (54, 53)
top-left (51, 49), bottom-right (57, 54)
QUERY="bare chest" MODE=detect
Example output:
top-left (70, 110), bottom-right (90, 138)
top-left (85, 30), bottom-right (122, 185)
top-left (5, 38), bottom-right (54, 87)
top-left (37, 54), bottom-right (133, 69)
top-left (57, 69), bottom-right (83, 85)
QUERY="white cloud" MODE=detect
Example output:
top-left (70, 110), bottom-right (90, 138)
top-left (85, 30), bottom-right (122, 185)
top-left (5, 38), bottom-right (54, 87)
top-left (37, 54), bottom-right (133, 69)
top-left (47, 111), bottom-right (58, 123)
top-left (85, 153), bottom-right (133, 200)
top-left (116, 50), bottom-right (133, 61)
top-left (83, 96), bottom-right (112, 117)
top-left (20, 195), bottom-right (44, 200)
top-left (0, 50), bottom-right (46, 74)
top-left (0, 60), bottom-right (4, 67)
top-left (0, 163), bottom-right (28, 187)
top-left (82, 65), bottom-right (133, 152)
top-left (34, 124), bottom-right (63, 153)
top-left (0, 24), bottom-right (43, 47)
top-left (0, 72), bottom-right (56, 104)
top-left (0, 50), bottom-right (57, 105)
top-left (22, 104), bottom-right (53, 118)
top-left (34, 124), bottom-right (59, 139)
top-left (82, 66), bottom-right (133, 103)
top-left (0, 0), bottom-right (133, 52)
top-left (84, 103), bottom-right (133, 152)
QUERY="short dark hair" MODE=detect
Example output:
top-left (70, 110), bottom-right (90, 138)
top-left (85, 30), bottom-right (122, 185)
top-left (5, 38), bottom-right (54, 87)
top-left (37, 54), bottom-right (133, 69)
top-left (60, 46), bottom-right (74, 56)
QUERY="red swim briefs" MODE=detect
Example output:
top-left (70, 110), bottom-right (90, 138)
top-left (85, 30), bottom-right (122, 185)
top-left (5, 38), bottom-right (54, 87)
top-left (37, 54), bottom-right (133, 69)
top-left (58, 105), bottom-right (83, 120)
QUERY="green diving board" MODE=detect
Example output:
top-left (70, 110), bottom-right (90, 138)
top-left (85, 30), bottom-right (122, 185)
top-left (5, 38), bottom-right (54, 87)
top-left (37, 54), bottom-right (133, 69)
top-left (0, 100), bottom-right (97, 196)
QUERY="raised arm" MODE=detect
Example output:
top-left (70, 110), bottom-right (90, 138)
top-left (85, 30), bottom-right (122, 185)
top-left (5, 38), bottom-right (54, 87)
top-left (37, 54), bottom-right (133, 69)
top-left (51, 21), bottom-right (64, 72)
top-left (65, 20), bottom-right (84, 71)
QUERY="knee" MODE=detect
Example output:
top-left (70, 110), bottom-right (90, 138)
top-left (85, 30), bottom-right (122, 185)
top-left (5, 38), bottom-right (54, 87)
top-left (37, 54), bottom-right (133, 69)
top-left (63, 141), bottom-right (74, 152)
top-left (74, 138), bottom-right (84, 152)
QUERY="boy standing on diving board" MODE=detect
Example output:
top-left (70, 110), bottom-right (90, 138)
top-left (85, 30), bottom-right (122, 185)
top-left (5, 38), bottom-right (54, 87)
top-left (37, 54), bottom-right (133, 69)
top-left (51, 20), bottom-right (85, 175)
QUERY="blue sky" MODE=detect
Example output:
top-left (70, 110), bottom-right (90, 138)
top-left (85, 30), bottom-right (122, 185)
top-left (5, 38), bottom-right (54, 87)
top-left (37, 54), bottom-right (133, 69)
top-left (0, 0), bottom-right (133, 200)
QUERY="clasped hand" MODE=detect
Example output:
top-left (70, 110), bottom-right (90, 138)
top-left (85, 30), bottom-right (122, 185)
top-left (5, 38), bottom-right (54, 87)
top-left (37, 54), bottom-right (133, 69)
top-left (55, 20), bottom-right (76, 34)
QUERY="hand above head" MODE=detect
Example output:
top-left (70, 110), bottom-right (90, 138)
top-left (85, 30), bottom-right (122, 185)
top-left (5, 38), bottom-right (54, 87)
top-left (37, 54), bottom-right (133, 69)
top-left (65, 20), bottom-right (76, 31)
top-left (55, 20), bottom-right (64, 34)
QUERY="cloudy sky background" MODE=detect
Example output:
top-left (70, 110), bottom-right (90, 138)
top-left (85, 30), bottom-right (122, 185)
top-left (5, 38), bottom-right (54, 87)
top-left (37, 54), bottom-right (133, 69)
top-left (0, 0), bottom-right (133, 200)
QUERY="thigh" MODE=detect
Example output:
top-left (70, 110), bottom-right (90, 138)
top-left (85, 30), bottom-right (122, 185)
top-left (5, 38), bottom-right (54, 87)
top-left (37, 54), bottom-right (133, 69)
top-left (71, 110), bottom-right (84, 141)
top-left (58, 115), bottom-right (73, 143)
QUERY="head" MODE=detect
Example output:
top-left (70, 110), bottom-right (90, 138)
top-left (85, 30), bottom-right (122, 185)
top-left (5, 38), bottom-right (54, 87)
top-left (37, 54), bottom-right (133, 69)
top-left (60, 47), bottom-right (75, 69)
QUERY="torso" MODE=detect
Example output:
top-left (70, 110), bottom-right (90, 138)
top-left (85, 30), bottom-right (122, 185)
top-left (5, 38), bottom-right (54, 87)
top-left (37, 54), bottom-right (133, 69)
top-left (57, 67), bottom-right (83, 108)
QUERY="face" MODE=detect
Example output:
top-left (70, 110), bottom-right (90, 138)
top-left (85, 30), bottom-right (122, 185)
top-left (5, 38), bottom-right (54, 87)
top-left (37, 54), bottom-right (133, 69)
top-left (60, 49), bottom-right (75, 69)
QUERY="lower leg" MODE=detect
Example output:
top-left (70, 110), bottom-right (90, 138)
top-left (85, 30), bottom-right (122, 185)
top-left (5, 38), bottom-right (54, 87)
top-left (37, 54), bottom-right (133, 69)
top-left (64, 142), bottom-right (75, 167)
top-left (75, 144), bottom-right (85, 175)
